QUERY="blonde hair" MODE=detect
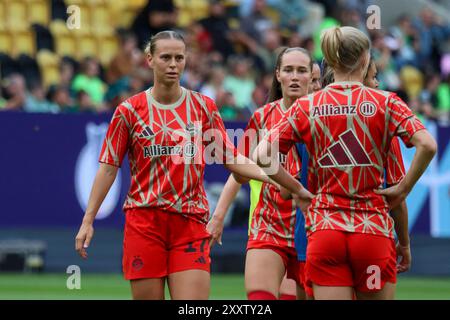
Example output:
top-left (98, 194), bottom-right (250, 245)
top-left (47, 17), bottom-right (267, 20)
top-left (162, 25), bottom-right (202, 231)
top-left (144, 30), bottom-right (185, 56)
top-left (321, 26), bottom-right (370, 75)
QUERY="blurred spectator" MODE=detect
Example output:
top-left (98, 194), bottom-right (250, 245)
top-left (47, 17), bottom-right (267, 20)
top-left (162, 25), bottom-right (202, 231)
top-left (2, 74), bottom-right (27, 111)
top-left (131, 0), bottom-right (178, 49)
top-left (200, 66), bottom-right (227, 103)
top-left (219, 91), bottom-right (240, 121)
top-left (24, 81), bottom-right (60, 114)
top-left (75, 90), bottom-right (96, 113)
top-left (371, 31), bottom-right (400, 90)
top-left (48, 85), bottom-right (75, 113)
top-left (269, 0), bottom-right (324, 38)
top-left (436, 74), bottom-right (450, 121)
top-left (419, 73), bottom-right (441, 120)
top-left (71, 57), bottom-right (107, 111)
top-left (240, 0), bottom-right (275, 45)
top-left (106, 31), bottom-right (142, 85)
top-left (59, 58), bottom-right (75, 88)
top-left (223, 56), bottom-right (256, 112)
top-left (234, 28), bottom-right (281, 73)
top-left (197, 0), bottom-right (236, 59)
top-left (389, 14), bottom-right (420, 69)
top-left (105, 30), bottom-right (143, 104)
top-left (413, 6), bottom-right (450, 73)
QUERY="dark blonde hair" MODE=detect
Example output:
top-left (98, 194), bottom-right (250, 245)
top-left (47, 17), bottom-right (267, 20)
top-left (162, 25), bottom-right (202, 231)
top-left (321, 26), bottom-right (371, 75)
top-left (267, 47), bottom-right (313, 103)
top-left (144, 30), bottom-right (185, 56)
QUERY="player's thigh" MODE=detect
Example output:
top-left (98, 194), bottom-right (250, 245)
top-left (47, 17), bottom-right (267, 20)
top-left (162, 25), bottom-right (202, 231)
top-left (348, 233), bottom-right (397, 297)
top-left (356, 282), bottom-right (396, 300)
top-left (279, 275), bottom-right (297, 296)
top-left (167, 269), bottom-right (210, 300)
top-left (245, 248), bottom-right (286, 295)
top-left (313, 284), bottom-right (353, 300)
top-left (130, 278), bottom-right (165, 300)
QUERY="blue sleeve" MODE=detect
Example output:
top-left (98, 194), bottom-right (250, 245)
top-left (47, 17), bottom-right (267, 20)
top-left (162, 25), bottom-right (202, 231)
top-left (294, 143), bottom-right (309, 261)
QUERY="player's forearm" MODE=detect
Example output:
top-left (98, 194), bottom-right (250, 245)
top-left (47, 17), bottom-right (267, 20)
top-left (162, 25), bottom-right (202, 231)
top-left (82, 163), bottom-right (118, 224)
top-left (400, 130), bottom-right (437, 194)
top-left (225, 153), bottom-right (271, 184)
top-left (253, 139), bottom-right (304, 196)
top-left (213, 175), bottom-right (242, 220)
top-left (391, 200), bottom-right (410, 247)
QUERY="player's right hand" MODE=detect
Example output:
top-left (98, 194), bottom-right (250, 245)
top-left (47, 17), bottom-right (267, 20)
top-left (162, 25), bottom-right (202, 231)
top-left (293, 187), bottom-right (314, 213)
top-left (75, 223), bottom-right (94, 259)
top-left (206, 215), bottom-right (224, 248)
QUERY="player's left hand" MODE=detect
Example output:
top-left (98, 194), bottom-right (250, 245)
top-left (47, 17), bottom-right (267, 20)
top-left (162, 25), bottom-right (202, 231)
top-left (206, 215), bottom-right (224, 247)
top-left (396, 243), bottom-right (411, 273)
top-left (374, 183), bottom-right (408, 210)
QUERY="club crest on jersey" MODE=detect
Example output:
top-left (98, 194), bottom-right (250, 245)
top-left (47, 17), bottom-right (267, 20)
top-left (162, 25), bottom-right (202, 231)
top-left (359, 101), bottom-right (377, 117)
top-left (186, 122), bottom-right (199, 136)
top-left (139, 126), bottom-right (155, 140)
top-left (311, 104), bottom-right (357, 117)
top-left (278, 152), bottom-right (287, 164)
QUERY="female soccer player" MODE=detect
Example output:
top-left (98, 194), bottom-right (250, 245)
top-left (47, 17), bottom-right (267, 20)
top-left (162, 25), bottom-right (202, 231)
top-left (254, 26), bottom-right (436, 300)
top-left (208, 47), bottom-right (314, 300)
top-left (74, 31), bottom-right (306, 300)
top-left (290, 58), bottom-right (412, 300)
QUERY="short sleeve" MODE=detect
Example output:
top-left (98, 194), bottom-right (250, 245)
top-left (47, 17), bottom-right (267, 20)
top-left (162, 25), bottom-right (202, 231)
top-left (388, 94), bottom-right (426, 147)
top-left (204, 97), bottom-right (238, 161)
top-left (99, 104), bottom-right (131, 167)
top-left (385, 137), bottom-right (406, 185)
top-left (237, 111), bottom-right (261, 158)
top-left (266, 99), bottom-right (306, 154)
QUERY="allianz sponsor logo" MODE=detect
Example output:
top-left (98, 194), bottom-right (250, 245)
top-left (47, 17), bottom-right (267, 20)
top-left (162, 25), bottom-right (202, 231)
top-left (312, 104), bottom-right (357, 117)
top-left (144, 142), bottom-right (197, 158)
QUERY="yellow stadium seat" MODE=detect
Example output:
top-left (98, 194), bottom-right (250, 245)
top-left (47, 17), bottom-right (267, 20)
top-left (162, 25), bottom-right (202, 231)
top-left (90, 5), bottom-right (114, 36)
top-left (54, 33), bottom-right (77, 58)
top-left (118, 8), bottom-right (138, 28)
top-left (128, 0), bottom-right (147, 10)
top-left (28, 0), bottom-right (50, 26)
top-left (13, 30), bottom-right (36, 57)
top-left (97, 35), bottom-right (118, 66)
top-left (36, 50), bottom-right (61, 87)
top-left (175, 0), bottom-right (208, 27)
top-left (50, 20), bottom-right (70, 36)
top-left (0, 31), bottom-right (13, 55)
top-left (0, 2), bottom-right (6, 31)
top-left (6, 1), bottom-right (29, 31)
top-left (77, 34), bottom-right (98, 59)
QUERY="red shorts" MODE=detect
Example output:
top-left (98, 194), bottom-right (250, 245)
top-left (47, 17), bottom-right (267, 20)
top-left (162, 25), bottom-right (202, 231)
top-left (247, 240), bottom-right (300, 282)
top-left (123, 208), bottom-right (211, 280)
top-left (305, 230), bottom-right (397, 293)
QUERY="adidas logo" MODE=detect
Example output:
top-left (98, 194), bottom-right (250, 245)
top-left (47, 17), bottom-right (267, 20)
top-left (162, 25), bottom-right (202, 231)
top-left (139, 126), bottom-right (154, 139)
top-left (195, 256), bottom-right (207, 264)
top-left (319, 130), bottom-right (372, 168)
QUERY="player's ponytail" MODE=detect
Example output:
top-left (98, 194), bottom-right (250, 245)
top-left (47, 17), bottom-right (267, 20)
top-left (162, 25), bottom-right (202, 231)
top-left (321, 26), bottom-right (370, 75)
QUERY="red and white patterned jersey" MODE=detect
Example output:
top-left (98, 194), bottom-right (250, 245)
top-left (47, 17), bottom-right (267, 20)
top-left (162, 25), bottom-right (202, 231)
top-left (99, 87), bottom-right (236, 224)
top-left (239, 99), bottom-right (301, 248)
top-left (267, 82), bottom-right (425, 239)
top-left (386, 137), bottom-right (405, 185)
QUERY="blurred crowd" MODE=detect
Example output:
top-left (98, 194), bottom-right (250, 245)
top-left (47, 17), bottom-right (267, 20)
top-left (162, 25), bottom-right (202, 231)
top-left (0, 0), bottom-right (449, 123)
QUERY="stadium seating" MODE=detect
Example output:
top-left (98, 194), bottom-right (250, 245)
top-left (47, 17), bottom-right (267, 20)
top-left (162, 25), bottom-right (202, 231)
top-left (37, 50), bottom-right (61, 88)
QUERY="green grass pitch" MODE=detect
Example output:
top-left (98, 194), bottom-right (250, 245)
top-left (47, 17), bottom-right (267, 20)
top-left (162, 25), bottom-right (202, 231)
top-left (0, 273), bottom-right (450, 300)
